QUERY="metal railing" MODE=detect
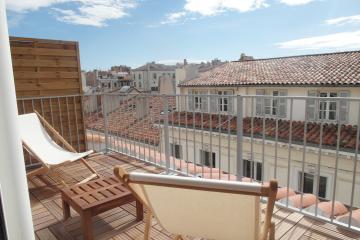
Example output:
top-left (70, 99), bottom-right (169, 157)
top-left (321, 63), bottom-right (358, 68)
top-left (83, 92), bottom-right (360, 232)
top-left (17, 93), bottom-right (360, 232)
top-left (17, 95), bottom-right (84, 169)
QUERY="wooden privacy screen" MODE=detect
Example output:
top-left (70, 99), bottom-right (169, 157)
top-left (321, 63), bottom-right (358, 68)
top-left (11, 37), bottom-right (86, 153)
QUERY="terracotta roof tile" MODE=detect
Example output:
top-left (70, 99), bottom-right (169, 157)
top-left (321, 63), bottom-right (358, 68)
top-left (167, 112), bottom-right (360, 151)
top-left (179, 51), bottom-right (360, 87)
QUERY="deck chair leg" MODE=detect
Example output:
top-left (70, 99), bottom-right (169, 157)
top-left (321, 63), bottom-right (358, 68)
top-left (144, 210), bottom-right (152, 240)
top-left (269, 222), bottom-right (275, 240)
top-left (27, 166), bottom-right (49, 178)
top-left (81, 158), bottom-right (100, 177)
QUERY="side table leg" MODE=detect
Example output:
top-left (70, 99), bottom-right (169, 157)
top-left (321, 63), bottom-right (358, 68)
top-left (81, 210), bottom-right (93, 240)
top-left (62, 199), bottom-right (71, 221)
top-left (136, 200), bottom-right (144, 221)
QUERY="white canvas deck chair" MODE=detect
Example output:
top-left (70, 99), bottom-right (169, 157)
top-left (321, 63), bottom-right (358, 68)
top-left (114, 166), bottom-right (278, 240)
top-left (18, 111), bottom-right (100, 186)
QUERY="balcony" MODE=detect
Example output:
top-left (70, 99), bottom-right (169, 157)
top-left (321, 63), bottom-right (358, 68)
top-left (16, 93), bottom-right (360, 239)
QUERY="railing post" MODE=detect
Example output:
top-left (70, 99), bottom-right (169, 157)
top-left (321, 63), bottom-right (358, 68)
top-left (236, 95), bottom-right (243, 181)
top-left (163, 96), bottom-right (171, 173)
top-left (102, 94), bottom-right (109, 153)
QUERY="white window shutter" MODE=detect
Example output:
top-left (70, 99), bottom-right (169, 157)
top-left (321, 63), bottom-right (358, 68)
top-left (188, 90), bottom-right (194, 111)
top-left (264, 97), bottom-right (271, 115)
top-left (278, 90), bottom-right (287, 118)
top-left (227, 90), bottom-right (234, 114)
top-left (201, 92), bottom-right (208, 112)
top-left (210, 90), bottom-right (218, 113)
top-left (256, 89), bottom-right (265, 116)
top-left (307, 90), bottom-right (317, 121)
top-left (339, 90), bottom-right (350, 123)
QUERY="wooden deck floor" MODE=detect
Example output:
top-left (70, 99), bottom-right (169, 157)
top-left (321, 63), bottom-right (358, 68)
top-left (28, 152), bottom-right (360, 240)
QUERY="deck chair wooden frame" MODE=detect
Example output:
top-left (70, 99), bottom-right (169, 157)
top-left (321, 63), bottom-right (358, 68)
top-left (22, 111), bottom-right (100, 186)
top-left (114, 166), bottom-right (278, 240)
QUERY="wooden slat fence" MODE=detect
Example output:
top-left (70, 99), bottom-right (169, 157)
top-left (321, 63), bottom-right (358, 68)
top-left (10, 37), bottom-right (86, 161)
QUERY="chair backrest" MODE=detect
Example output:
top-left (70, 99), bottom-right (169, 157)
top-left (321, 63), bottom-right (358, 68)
top-left (18, 113), bottom-right (89, 165)
top-left (115, 168), bottom-right (277, 240)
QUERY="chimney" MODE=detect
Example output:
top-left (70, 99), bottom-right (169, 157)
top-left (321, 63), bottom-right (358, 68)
top-left (239, 53), bottom-right (254, 61)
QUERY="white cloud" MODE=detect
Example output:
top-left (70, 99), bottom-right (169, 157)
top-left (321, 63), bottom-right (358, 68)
top-left (276, 31), bottom-right (360, 50)
top-left (160, 0), bottom-right (269, 25)
top-left (160, 11), bottom-right (188, 25)
top-left (279, 0), bottom-right (314, 6)
top-left (325, 15), bottom-right (360, 26)
top-left (184, 0), bottom-right (269, 16)
top-left (5, 0), bottom-right (137, 27)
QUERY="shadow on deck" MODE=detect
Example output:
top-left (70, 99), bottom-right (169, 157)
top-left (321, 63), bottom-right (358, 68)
top-left (28, 152), bottom-right (360, 240)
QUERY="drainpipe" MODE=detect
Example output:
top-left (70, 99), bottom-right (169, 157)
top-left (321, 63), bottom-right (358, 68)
top-left (0, 1), bottom-right (35, 239)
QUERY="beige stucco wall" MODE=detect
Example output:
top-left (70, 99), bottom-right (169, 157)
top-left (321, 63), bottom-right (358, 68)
top-left (179, 86), bottom-right (360, 125)
top-left (132, 70), bottom-right (175, 91)
top-left (161, 126), bottom-right (360, 207)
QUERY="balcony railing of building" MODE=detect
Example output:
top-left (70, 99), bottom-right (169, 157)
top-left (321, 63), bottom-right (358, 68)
top-left (19, 93), bottom-right (360, 234)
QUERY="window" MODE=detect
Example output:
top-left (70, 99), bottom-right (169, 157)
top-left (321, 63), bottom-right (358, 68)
top-left (173, 73), bottom-right (175, 79)
top-left (218, 91), bottom-right (232, 112)
top-left (319, 92), bottom-right (337, 120)
top-left (138, 74), bottom-right (141, 79)
top-left (256, 89), bottom-right (287, 117)
top-left (139, 81), bottom-right (142, 88)
top-left (243, 160), bottom-right (262, 181)
top-left (188, 90), bottom-right (208, 112)
top-left (195, 95), bottom-right (202, 110)
top-left (153, 73), bottom-right (157, 79)
top-left (298, 172), bottom-right (327, 199)
top-left (170, 143), bottom-right (182, 159)
top-left (307, 90), bottom-right (349, 122)
top-left (200, 150), bottom-right (216, 168)
top-left (209, 90), bottom-right (233, 113)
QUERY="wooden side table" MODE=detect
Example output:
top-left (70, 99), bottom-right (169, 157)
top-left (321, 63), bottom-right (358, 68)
top-left (61, 176), bottom-right (143, 240)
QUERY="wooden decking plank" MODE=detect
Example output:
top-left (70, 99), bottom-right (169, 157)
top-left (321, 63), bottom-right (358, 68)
top-left (36, 228), bottom-right (58, 240)
top-left (28, 152), bottom-right (358, 240)
top-left (280, 216), bottom-right (315, 240)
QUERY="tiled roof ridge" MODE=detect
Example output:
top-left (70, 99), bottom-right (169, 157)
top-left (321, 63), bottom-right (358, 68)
top-left (231, 50), bottom-right (360, 63)
top-left (179, 50), bottom-right (360, 87)
top-left (167, 111), bottom-right (360, 151)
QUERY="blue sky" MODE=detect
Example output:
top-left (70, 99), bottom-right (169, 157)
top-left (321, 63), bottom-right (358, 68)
top-left (6, 0), bottom-right (360, 70)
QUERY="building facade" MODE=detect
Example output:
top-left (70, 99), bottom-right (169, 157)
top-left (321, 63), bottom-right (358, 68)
top-left (131, 62), bottom-right (176, 92)
top-left (162, 51), bottom-right (360, 207)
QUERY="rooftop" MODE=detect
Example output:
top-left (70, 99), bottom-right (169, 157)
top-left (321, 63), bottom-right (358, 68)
top-left (178, 51), bottom-right (360, 87)
top-left (166, 112), bottom-right (360, 151)
top-left (29, 152), bottom-right (360, 240)
top-left (133, 62), bottom-right (177, 72)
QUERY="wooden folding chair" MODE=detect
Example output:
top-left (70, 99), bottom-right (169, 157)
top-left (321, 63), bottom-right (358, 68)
top-left (114, 166), bottom-right (278, 240)
top-left (19, 111), bottom-right (100, 186)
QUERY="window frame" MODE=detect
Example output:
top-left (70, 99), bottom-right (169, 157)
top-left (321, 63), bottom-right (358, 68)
top-left (243, 159), bottom-right (262, 181)
top-left (256, 89), bottom-right (287, 118)
top-left (298, 171), bottom-right (328, 199)
top-left (307, 90), bottom-right (350, 123)
top-left (170, 143), bottom-right (182, 159)
top-left (189, 89), bottom-right (208, 112)
top-left (218, 90), bottom-right (233, 113)
top-left (200, 150), bottom-right (216, 168)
